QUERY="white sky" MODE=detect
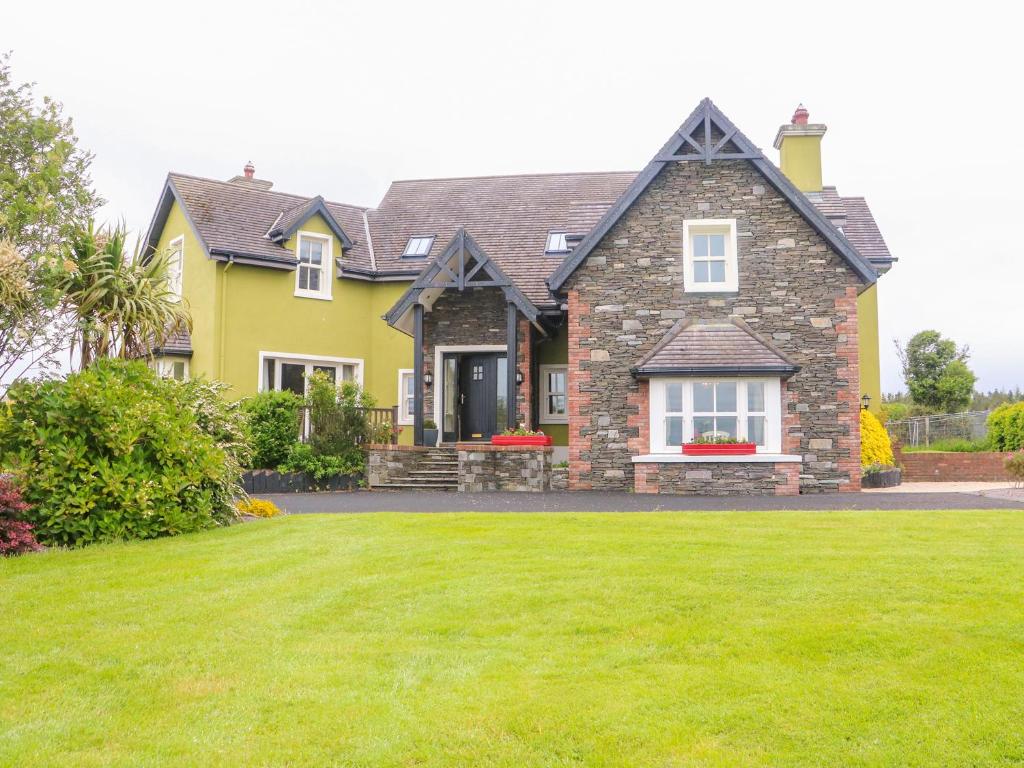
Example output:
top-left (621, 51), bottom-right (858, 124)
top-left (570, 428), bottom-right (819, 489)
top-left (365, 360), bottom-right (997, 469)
top-left (5, 0), bottom-right (1022, 392)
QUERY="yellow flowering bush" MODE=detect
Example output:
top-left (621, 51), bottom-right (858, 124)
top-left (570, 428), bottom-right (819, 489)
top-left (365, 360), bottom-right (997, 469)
top-left (861, 409), bottom-right (895, 467)
top-left (236, 499), bottom-right (283, 518)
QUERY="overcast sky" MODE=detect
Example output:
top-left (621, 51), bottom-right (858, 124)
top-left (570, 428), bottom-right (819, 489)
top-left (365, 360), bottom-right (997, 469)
top-left (5, 0), bottom-right (1021, 392)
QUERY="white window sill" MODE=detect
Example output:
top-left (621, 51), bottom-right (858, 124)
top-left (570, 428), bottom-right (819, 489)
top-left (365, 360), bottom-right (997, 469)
top-left (632, 453), bottom-right (802, 464)
top-left (294, 291), bottom-right (332, 301)
top-left (539, 417), bottom-right (568, 425)
top-left (683, 283), bottom-right (737, 293)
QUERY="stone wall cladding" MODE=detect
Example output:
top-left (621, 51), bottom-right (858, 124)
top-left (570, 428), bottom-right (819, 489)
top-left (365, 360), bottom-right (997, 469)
top-left (367, 443), bottom-right (434, 487)
top-left (634, 461), bottom-right (800, 496)
top-left (457, 443), bottom-right (552, 492)
top-left (563, 159), bottom-right (862, 493)
top-left (421, 287), bottom-right (530, 429)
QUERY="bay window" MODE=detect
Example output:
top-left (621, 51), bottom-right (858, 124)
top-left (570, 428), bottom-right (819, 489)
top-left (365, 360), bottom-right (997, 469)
top-left (650, 378), bottom-right (781, 453)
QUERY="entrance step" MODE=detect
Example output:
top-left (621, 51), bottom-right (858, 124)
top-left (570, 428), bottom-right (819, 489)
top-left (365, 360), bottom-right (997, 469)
top-left (370, 446), bottom-right (460, 491)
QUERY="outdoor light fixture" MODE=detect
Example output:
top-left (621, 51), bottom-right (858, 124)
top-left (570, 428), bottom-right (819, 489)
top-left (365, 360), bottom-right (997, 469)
top-left (515, 369), bottom-right (524, 385)
top-left (861, 393), bottom-right (871, 410)
top-left (424, 372), bottom-right (433, 387)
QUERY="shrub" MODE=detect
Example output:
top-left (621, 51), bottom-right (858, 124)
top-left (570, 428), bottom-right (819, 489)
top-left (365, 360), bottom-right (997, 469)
top-left (988, 402), bottom-right (1024, 451)
top-left (307, 373), bottom-right (376, 456)
top-left (0, 360), bottom-right (246, 547)
top-left (901, 437), bottom-right (992, 453)
top-left (1006, 452), bottom-right (1024, 485)
top-left (279, 443), bottom-right (364, 486)
top-left (243, 390), bottom-right (302, 468)
top-left (861, 409), bottom-right (895, 467)
top-left (236, 498), bottom-right (282, 518)
top-left (0, 475), bottom-right (42, 556)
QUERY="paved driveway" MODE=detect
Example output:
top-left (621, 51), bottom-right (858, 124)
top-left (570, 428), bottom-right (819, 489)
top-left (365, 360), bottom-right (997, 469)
top-left (258, 488), bottom-right (1024, 513)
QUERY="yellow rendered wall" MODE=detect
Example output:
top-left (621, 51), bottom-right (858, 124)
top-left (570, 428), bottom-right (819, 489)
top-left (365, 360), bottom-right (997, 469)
top-left (536, 323), bottom-right (568, 446)
top-left (155, 200), bottom-right (221, 378)
top-left (779, 135), bottom-right (824, 193)
top-left (857, 284), bottom-right (882, 413)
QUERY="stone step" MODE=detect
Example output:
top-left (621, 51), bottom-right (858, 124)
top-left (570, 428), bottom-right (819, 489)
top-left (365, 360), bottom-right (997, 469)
top-left (409, 469), bottom-right (458, 475)
top-left (372, 482), bottom-right (457, 491)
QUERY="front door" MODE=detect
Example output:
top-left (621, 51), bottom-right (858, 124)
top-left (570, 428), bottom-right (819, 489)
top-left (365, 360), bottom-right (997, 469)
top-left (458, 354), bottom-right (499, 441)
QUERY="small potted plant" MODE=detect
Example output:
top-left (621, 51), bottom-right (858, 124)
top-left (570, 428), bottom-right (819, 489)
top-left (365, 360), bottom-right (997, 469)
top-left (492, 425), bottom-right (553, 446)
top-left (682, 434), bottom-right (756, 456)
top-left (423, 419), bottom-right (439, 446)
top-left (861, 462), bottom-right (902, 488)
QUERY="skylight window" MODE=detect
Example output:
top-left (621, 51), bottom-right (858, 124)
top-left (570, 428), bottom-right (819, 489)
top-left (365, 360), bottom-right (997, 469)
top-left (545, 232), bottom-right (569, 254)
top-left (403, 236), bottom-right (434, 258)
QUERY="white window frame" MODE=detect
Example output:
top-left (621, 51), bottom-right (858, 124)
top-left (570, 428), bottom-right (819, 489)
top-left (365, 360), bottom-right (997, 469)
top-left (167, 235), bottom-right (184, 300)
top-left (539, 364), bottom-right (568, 424)
top-left (397, 369), bottom-right (415, 425)
top-left (402, 236), bottom-right (435, 258)
top-left (682, 219), bottom-right (738, 293)
top-left (154, 357), bottom-right (189, 381)
top-left (294, 231), bottom-right (333, 300)
top-left (258, 352), bottom-right (363, 395)
top-left (649, 378), bottom-right (781, 453)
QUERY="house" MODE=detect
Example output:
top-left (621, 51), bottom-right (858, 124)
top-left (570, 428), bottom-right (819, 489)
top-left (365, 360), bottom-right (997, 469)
top-left (143, 99), bottom-right (894, 494)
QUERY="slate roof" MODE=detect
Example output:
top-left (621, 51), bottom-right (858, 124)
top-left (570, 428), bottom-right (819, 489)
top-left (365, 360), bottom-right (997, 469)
top-left (632, 318), bottom-right (800, 377)
top-left (366, 172), bottom-right (636, 304)
top-left (144, 327), bottom-right (192, 358)
top-left (158, 174), bottom-right (373, 270)
top-left (805, 186), bottom-right (893, 267)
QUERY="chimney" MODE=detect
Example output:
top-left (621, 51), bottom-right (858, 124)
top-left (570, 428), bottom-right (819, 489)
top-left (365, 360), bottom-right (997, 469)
top-left (773, 104), bottom-right (827, 193)
top-left (228, 161), bottom-right (273, 190)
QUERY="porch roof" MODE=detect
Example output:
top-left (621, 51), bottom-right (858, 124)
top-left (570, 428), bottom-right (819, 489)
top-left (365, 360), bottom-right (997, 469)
top-left (384, 228), bottom-right (542, 336)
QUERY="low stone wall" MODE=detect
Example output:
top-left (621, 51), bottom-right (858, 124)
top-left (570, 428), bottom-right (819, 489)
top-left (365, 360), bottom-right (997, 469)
top-left (551, 466), bottom-right (569, 491)
top-left (367, 444), bottom-right (434, 487)
top-left (633, 461), bottom-right (801, 496)
top-left (242, 470), bottom-right (358, 494)
top-left (895, 447), bottom-right (1014, 482)
top-left (457, 443), bottom-right (552, 492)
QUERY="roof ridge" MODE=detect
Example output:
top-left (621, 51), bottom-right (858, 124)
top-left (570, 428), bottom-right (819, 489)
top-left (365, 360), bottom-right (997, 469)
top-left (168, 171), bottom-right (371, 211)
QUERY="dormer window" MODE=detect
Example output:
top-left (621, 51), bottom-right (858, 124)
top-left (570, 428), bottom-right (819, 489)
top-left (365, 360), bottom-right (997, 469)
top-left (403, 236), bottom-right (434, 258)
top-left (545, 232), bottom-right (570, 254)
top-left (295, 232), bottom-right (332, 300)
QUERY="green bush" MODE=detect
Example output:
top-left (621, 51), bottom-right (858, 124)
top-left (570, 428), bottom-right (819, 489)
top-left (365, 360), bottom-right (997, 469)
top-left (278, 443), bottom-right (365, 486)
top-left (902, 437), bottom-right (992, 453)
top-left (243, 390), bottom-right (302, 468)
top-left (988, 402), bottom-right (1024, 451)
top-left (307, 372), bottom-right (376, 457)
top-left (1006, 452), bottom-right (1024, 484)
top-left (0, 360), bottom-right (247, 547)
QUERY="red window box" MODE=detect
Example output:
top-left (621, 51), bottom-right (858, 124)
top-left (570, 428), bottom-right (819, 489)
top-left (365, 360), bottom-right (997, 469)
top-left (491, 435), bottom-right (553, 446)
top-left (682, 442), bottom-right (756, 456)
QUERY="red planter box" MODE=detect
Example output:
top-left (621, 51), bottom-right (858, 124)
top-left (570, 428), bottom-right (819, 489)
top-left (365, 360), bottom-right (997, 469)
top-left (682, 442), bottom-right (756, 456)
top-left (491, 435), bottom-right (553, 446)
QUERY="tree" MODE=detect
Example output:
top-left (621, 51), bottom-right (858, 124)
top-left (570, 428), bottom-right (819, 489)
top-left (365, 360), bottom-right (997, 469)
top-left (0, 52), bottom-right (101, 393)
top-left (59, 221), bottom-right (190, 367)
top-left (896, 330), bottom-right (977, 413)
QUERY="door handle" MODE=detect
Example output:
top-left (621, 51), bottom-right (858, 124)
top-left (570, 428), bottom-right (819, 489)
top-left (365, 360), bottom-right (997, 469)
top-left (459, 393), bottom-right (465, 405)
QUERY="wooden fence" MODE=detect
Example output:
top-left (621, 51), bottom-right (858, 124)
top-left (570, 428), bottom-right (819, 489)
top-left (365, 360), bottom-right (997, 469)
top-left (298, 406), bottom-right (399, 445)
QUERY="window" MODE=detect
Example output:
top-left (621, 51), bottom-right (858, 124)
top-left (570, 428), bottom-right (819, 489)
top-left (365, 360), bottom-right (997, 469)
top-left (167, 236), bottom-right (183, 299)
top-left (539, 365), bottom-right (568, 423)
top-left (295, 233), bottom-right (332, 299)
top-left (649, 378), bottom-right (781, 453)
top-left (154, 358), bottom-right (188, 381)
top-left (403, 236), bottom-right (434, 258)
top-left (545, 232), bottom-right (569, 254)
top-left (260, 354), bottom-right (361, 396)
top-left (682, 219), bottom-right (738, 292)
top-left (397, 369), bottom-right (415, 425)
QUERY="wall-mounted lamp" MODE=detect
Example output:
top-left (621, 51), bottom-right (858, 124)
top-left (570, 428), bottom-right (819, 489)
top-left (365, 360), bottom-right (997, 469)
top-left (515, 369), bottom-right (524, 386)
top-left (861, 393), bottom-right (871, 411)
top-left (424, 371), bottom-right (433, 388)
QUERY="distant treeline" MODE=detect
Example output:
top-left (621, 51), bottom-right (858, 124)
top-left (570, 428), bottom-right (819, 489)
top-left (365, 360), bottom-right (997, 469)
top-left (883, 388), bottom-right (1023, 417)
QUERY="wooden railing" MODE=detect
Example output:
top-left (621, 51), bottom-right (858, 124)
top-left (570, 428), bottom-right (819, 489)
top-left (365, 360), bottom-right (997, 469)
top-left (298, 406), bottom-right (399, 445)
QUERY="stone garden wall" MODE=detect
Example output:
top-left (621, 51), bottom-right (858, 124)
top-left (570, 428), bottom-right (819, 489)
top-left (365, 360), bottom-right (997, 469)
top-left (633, 461), bottom-right (800, 495)
top-left (456, 443), bottom-right (552, 492)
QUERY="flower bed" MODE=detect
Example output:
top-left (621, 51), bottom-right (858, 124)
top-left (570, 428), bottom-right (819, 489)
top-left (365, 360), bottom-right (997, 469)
top-left (682, 442), bottom-right (756, 456)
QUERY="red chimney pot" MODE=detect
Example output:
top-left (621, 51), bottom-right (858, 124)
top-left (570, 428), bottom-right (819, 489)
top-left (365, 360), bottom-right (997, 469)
top-left (243, 161), bottom-right (255, 179)
top-left (791, 105), bottom-right (809, 125)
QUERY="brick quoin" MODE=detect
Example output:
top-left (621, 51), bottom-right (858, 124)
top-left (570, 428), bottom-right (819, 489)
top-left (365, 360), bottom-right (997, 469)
top-left (516, 317), bottom-right (533, 429)
top-left (567, 289), bottom-right (593, 490)
top-left (834, 286), bottom-right (861, 492)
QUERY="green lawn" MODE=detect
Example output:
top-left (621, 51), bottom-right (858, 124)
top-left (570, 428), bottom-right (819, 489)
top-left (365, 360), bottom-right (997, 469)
top-left (2, 512), bottom-right (1024, 767)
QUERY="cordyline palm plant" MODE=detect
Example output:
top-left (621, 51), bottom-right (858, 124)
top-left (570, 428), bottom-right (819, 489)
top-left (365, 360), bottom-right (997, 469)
top-left (59, 222), bottom-right (191, 367)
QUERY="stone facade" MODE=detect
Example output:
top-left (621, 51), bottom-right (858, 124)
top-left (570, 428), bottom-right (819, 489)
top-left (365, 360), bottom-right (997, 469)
top-left (421, 287), bottom-right (532, 430)
top-left (633, 461), bottom-right (800, 495)
top-left (457, 443), bottom-right (552, 492)
top-left (563, 159), bottom-right (863, 493)
top-left (367, 443), bottom-right (433, 486)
